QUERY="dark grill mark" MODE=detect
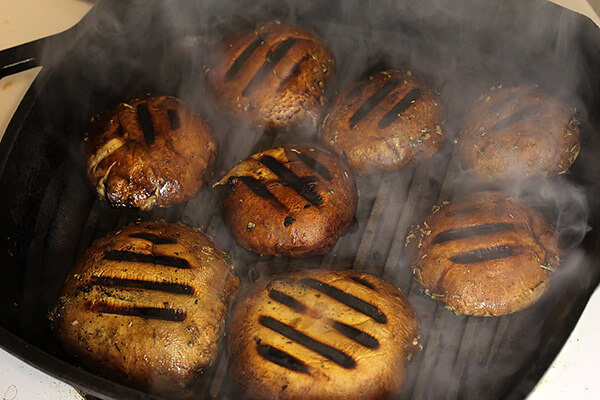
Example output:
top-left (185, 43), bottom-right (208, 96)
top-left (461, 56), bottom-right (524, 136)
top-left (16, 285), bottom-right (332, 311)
top-left (350, 276), bottom-right (375, 290)
top-left (492, 103), bottom-right (541, 131)
top-left (445, 206), bottom-right (480, 217)
top-left (87, 302), bottom-right (186, 322)
top-left (346, 82), bottom-right (366, 99)
top-left (277, 53), bottom-right (311, 91)
top-left (300, 176), bottom-right (320, 185)
top-left (300, 278), bottom-right (387, 324)
top-left (115, 124), bottom-right (124, 137)
top-left (449, 245), bottom-right (516, 264)
top-left (378, 88), bottom-right (422, 128)
top-left (226, 36), bottom-right (264, 81)
top-left (242, 37), bottom-right (298, 97)
top-left (432, 223), bottom-right (514, 244)
top-left (103, 250), bottom-right (190, 269)
top-left (89, 276), bottom-right (194, 295)
top-left (259, 155), bottom-right (323, 206)
top-left (233, 176), bottom-right (285, 208)
top-left (269, 289), bottom-right (306, 312)
top-left (332, 321), bottom-right (379, 349)
top-left (293, 151), bottom-right (332, 181)
top-left (349, 79), bottom-right (401, 128)
top-left (129, 232), bottom-right (177, 245)
top-left (256, 344), bottom-right (310, 374)
top-left (259, 316), bottom-right (356, 369)
top-left (167, 109), bottom-right (180, 130)
top-left (284, 216), bottom-right (295, 227)
top-left (136, 104), bottom-right (155, 145)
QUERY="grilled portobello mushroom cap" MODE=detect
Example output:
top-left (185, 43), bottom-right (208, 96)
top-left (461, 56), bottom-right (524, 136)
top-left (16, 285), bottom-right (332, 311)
top-left (85, 95), bottom-right (217, 211)
top-left (214, 146), bottom-right (357, 257)
top-left (321, 69), bottom-right (444, 175)
top-left (406, 191), bottom-right (559, 317)
top-left (458, 85), bottom-right (580, 180)
top-left (207, 22), bottom-right (335, 131)
top-left (49, 222), bottom-right (239, 396)
top-left (228, 269), bottom-right (420, 400)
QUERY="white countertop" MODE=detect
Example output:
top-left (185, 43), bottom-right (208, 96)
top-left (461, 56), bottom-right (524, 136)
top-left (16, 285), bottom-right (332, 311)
top-left (1, 1), bottom-right (599, 399)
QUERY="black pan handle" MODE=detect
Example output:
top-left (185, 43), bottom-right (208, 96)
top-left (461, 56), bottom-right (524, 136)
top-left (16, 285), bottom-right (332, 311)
top-left (0, 33), bottom-right (64, 80)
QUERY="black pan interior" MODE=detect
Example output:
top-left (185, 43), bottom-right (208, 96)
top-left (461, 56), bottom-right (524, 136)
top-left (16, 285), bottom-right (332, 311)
top-left (1, 0), bottom-right (600, 399)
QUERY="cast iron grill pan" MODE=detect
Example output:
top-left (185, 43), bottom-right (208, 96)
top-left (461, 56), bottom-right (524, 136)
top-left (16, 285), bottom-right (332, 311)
top-left (1, 1), bottom-right (600, 399)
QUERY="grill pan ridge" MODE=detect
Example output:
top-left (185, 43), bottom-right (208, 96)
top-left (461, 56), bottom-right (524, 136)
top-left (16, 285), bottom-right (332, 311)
top-left (1, 0), bottom-right (600, 399)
